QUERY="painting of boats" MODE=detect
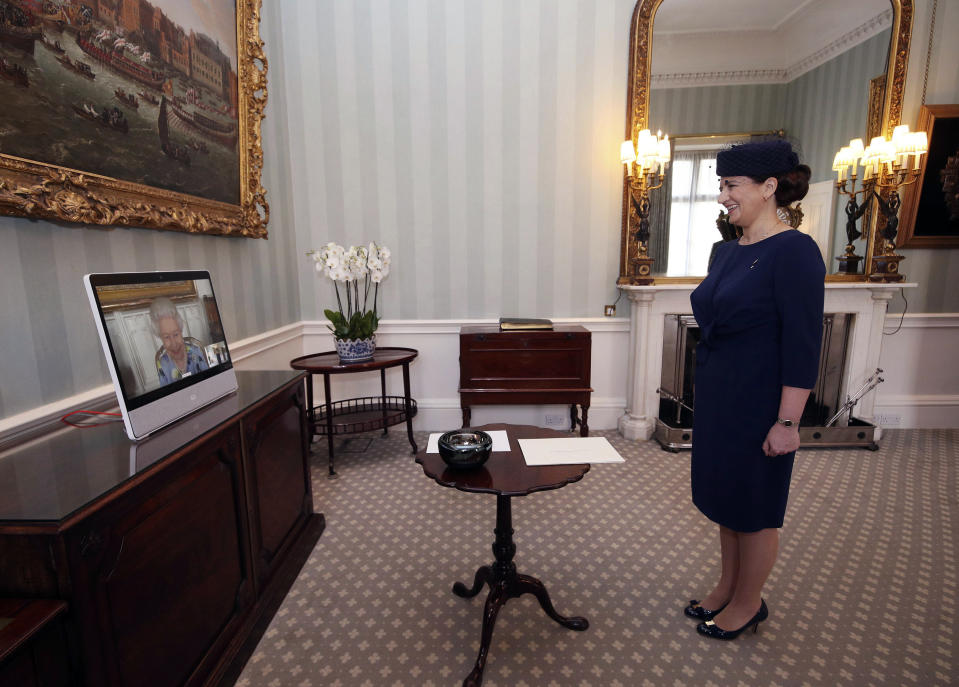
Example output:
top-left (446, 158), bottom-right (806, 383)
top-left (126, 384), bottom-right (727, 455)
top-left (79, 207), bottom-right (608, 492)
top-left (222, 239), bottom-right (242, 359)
top-left (0, 55), bottom-right (27, 86)
top-left (42, 38), bottom-right (65, 54)
top-left (114, 87), bottom-right (137, 109)
top-left (75, 33), bottom-right (165, 90)
top-left (165, 98), bottom-right (236, 149)
top-left (0, 1), bottom-right (41, 55)
top-left (0, 0), bottom-right (243, 211)
top-left (56, 53), bottom-right (94, 79)
top-left (137, 90), bottom-right (159, 106)
top-left (158, 96), bottom-right (190, 166)
top-left (72, 103), bottom-right (129, 133)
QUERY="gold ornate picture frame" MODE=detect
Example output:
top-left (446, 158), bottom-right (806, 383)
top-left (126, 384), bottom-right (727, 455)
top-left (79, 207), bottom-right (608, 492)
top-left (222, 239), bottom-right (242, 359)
top-left (0, 0), bottom-right (268, 238)
top-left (897, 104), bottom-right (959, 249)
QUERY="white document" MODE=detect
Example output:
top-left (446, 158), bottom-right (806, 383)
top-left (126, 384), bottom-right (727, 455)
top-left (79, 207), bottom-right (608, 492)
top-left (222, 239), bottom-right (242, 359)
top-left (518, 437), bottom-right (625, 466)
top-left (427, 430), bottom-right (510, 453)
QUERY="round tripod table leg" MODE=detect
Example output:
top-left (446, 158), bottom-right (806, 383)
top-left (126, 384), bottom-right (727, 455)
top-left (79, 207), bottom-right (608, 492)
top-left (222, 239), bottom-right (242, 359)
top-left (463, 581), bottom-right (508, 687)
top-left (515, 573), bottom-right (589, 630)
top-left (453, 565), bottom-right (492, 598)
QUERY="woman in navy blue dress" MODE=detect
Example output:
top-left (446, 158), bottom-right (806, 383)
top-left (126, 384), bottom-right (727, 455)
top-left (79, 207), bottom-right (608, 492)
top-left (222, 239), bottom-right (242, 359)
top-left (684, 140), bottom-right (825, 640)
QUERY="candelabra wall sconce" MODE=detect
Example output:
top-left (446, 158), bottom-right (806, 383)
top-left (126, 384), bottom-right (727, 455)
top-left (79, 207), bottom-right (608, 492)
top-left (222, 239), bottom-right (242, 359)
top-left (833, 125), bottom-right (927, 281)
top-left (619, 129), bottom-right (671, 285)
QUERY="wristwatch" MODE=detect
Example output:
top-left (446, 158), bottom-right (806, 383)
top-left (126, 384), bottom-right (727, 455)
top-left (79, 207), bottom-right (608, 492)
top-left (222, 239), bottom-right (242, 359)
top-left (776, 417), bottom-right (796, 427)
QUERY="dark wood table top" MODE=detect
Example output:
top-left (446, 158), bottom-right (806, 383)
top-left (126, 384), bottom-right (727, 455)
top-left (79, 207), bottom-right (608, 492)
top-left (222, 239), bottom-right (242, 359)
top-left (0, 370), bottom-right (304, 524)
top-left (290, 347), bottom-right (418, 374)
top-left (415, 423), bottom-right (589, 497)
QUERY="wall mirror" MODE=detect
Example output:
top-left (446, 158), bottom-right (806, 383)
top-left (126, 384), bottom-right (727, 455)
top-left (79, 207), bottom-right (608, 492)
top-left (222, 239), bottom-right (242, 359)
top-left (618, 0), bottom-right (913, 284)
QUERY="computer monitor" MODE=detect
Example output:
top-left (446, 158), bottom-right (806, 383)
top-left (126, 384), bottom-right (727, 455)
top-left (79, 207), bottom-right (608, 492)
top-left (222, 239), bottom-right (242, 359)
top-left (84, 270), bottom-right (238, 441)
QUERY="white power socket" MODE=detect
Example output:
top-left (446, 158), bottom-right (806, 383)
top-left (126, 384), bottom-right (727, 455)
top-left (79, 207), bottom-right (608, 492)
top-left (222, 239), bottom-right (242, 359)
top-left (875, 413), bottom-right (901, 426)
top-left (544, 413), bottom-right (566, 426)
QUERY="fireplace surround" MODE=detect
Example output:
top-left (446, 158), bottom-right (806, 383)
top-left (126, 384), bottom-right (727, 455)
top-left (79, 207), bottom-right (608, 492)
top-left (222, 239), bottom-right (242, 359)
top-left (618, 282), bottom-right (913, 443)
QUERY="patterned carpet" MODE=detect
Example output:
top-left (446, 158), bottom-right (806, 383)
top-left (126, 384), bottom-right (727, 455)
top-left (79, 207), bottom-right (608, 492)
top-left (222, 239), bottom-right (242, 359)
top-left (236, 428), bottom-right (957, 687)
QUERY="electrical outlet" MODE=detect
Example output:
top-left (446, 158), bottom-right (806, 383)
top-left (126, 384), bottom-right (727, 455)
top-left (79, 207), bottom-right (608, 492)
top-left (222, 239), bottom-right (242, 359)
top-left (875, 413), bottom-right (901, 427)
top-left (544, 413), bottom-right (566, 426)
top-left (604, 305), bottom-right (616, 317)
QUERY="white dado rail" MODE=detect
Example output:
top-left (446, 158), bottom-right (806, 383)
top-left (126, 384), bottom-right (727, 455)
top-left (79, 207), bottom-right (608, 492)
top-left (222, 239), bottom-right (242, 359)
top-left (617, 283), bottom-right (914, 440)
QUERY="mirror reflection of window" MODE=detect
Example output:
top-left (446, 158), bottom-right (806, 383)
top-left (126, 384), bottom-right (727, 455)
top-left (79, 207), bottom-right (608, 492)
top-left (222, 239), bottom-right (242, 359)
top-left (668, 152), bottom-right (718, 276)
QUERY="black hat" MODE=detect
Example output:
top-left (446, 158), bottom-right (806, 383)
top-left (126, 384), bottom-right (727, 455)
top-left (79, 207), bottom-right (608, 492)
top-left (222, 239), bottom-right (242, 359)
top-left (716, 139), bottom-right (799, 178)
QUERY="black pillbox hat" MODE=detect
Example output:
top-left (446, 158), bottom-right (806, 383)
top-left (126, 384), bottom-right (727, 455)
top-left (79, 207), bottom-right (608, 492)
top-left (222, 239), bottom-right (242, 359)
top-left (716, 139), bottom-right (799, 178)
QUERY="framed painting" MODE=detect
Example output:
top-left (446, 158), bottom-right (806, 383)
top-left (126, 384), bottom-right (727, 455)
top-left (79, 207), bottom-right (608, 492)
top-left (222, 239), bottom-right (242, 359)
top-left (96, 279), bottom-right (197, 309)
top-left (898, 104), bottom-right (959, 249)
top-left (0, 0), bottom-right (268, 238)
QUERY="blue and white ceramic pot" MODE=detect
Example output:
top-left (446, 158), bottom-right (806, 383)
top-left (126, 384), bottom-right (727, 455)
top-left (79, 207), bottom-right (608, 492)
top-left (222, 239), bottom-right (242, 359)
top-left (335, 335), bottom-right (376, 363)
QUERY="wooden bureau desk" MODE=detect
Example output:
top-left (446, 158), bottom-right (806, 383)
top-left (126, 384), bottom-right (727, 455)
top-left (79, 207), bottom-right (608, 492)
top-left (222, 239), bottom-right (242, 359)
top-left (458, 325), bottom-right (592, 436)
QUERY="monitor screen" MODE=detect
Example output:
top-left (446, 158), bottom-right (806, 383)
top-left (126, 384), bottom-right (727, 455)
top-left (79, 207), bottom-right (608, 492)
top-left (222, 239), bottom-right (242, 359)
top-left (84, 271), bottom-right (238, 441)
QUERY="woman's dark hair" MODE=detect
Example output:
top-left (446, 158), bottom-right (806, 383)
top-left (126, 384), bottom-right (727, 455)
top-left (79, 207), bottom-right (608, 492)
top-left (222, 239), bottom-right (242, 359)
top-left (749, 164), bottom-right (811, 207)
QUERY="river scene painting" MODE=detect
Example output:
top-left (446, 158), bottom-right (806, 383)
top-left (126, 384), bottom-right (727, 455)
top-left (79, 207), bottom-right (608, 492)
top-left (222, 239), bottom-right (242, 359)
top-left (0, 0), bottom-right (240, 206)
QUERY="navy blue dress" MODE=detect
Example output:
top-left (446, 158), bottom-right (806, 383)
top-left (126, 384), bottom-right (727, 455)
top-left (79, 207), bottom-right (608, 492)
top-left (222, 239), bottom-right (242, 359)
top-left (690, 230), bottom-right (825, 532)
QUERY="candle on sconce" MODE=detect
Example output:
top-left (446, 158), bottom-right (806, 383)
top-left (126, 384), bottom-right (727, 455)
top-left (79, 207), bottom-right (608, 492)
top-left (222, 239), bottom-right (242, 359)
top-left (620, 140), bottom-right (636, 177)
top-left (911, 131), bottom-right (928, 169)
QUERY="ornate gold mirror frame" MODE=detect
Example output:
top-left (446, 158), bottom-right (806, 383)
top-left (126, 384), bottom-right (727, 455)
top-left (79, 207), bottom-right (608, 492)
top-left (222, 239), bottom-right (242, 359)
top-left (617, 0), bottom-right (913, 285)
top-left (0, 0), bottom-right (268, 238)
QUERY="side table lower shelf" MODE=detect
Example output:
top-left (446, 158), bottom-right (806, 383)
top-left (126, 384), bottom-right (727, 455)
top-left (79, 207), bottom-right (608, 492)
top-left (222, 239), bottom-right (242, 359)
top-left (291, 347), bottom-right (421, 479)
top-left (312, 396), bottom-right (418, 434)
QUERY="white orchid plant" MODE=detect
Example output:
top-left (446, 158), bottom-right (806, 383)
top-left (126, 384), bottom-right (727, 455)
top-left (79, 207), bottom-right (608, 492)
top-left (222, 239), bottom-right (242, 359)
top-left (308, 242), bottom-right (391, 341)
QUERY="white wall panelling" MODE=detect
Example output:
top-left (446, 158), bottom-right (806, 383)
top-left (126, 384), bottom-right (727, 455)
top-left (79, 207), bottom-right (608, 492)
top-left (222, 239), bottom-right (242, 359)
top-left (618, 283), bottom-right (919, 441)
top-left (875, 314), bottom-right (959, 428)
top-left (3, 309), bottom-right (954, 449)
top-left (0, 319), bottom-right (630, 449)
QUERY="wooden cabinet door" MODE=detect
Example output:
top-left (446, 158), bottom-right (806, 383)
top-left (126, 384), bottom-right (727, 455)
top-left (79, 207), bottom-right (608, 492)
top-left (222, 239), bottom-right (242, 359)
top-left (242, 381), bottom-right (312, 593)
top-left (64, 424), bottom-right (253, 687)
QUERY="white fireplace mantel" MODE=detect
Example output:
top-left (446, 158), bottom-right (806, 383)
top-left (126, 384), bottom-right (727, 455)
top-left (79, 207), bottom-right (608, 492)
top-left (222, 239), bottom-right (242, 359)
top-left (617, 282), bottom-right (915, 440)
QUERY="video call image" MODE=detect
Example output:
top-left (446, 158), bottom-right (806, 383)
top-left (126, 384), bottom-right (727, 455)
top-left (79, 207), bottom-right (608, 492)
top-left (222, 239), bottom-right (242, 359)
top-left (95, 278), bottom-right (230, 400)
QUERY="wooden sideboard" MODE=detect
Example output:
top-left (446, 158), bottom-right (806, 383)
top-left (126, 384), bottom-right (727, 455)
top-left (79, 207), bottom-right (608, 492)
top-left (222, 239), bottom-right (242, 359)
top-left (458, 325), bottom-right (593, 435)
top-left (0, 370), bottom-right (324, 687)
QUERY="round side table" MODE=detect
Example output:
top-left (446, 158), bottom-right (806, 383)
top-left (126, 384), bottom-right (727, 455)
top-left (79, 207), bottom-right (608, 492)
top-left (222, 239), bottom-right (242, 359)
top-left (291, 347), bottom-right (418, 478)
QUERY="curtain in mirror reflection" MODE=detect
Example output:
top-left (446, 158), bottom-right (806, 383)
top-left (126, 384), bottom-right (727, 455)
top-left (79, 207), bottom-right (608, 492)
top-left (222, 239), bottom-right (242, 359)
top-left (667, 153), bottom-right (719, 276)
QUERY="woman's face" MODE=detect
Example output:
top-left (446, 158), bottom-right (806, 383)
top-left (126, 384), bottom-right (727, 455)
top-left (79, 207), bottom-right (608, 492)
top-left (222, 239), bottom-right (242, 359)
top-left (157, 316), bottom-right (185, 359)
top-left (718, 176), bottom-right (772, 227)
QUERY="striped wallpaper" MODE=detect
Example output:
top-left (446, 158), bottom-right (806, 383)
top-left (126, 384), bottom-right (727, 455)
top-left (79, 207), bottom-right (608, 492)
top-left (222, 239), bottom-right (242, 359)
top-left (783, 30), bottom-right (893, 260)
top-left (1, 0), bottom-right (957, 423)
top-left (276, 0), bottom-right (636, 322)
top-left (650, 83), bottom-right (789, 137)
top-left (0, 0), bottom-right (302, 420)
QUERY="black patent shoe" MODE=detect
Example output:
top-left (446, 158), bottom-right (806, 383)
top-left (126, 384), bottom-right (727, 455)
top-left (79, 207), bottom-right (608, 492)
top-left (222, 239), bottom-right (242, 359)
top-left (696, 599), bottom-right (768, 640)
top-left (684, 599), bottom-right (727, 621)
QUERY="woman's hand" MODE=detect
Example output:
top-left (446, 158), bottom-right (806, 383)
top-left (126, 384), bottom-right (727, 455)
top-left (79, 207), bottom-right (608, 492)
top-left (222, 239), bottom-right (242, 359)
top-left (763, 423), bottom-right (800, 457)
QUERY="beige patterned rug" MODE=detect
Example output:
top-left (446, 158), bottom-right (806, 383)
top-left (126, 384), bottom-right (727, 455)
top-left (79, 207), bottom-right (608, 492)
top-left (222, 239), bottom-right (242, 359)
top-left (236, 428), bottom-right (956, 687)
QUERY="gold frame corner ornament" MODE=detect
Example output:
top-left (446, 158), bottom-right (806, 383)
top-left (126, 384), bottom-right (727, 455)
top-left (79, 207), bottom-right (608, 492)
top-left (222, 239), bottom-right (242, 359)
top-left (0, 0), bottom-right (269, 239)
top-left (619, 0), bottom-right (913, 284)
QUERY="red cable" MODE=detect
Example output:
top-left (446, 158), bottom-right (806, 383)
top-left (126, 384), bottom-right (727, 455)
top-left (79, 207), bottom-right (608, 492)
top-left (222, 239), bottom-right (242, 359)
top-left (61, 409), bottom-right (122, 428)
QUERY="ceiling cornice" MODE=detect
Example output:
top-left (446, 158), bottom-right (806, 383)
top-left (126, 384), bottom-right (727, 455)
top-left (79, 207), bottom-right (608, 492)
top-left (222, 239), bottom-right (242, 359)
top-left (652, 8), bottom-right (893, 89)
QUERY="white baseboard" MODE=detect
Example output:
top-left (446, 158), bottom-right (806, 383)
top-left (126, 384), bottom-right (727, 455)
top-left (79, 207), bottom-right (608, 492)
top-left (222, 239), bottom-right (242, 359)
top-left (4, 312), bottom-right (954, 449)
top-left (873, 394), bottom-right (959, 429)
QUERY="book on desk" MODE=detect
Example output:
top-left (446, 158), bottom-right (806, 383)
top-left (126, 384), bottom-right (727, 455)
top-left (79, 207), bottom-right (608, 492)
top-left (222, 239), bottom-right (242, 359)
top-left (498, 317), bottom-right (553, 331)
